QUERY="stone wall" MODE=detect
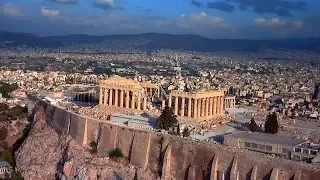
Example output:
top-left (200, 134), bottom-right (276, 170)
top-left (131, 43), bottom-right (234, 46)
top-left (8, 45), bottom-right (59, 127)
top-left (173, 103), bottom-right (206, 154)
top-left (42, 104), bottom-right (320, 180)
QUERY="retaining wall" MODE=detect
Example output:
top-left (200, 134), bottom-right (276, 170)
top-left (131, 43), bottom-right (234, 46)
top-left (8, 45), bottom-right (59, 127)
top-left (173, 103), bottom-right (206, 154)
top-left (42, 104), bottom-right (320, 180)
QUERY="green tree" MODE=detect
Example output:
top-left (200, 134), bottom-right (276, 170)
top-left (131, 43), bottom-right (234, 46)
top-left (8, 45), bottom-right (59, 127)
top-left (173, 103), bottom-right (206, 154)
top-left (249, 118), bottom-right (258, 132)
top-left (156, 106), bottom-right (177, 130)
top-left (176, 124), bottom-right (180, 135)
top-left (182, 127), bottom-right (190, 137)
top-left (11, 171), bottom-right (24, 180)
top-left (0, 82), bottom-right (18, 98)
top-left (265, 112), bottom-right (279, 134)
top-left (0, 149), bottom-right (13, 165)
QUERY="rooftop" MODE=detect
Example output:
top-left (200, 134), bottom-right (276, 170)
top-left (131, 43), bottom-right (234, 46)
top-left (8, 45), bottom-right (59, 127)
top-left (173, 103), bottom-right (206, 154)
top-left (0, 161), bottom-right (10, 168)
top-left (226, 131), bottom-right (306, 146)
top-left (295, 142), bottom-right (320, 151)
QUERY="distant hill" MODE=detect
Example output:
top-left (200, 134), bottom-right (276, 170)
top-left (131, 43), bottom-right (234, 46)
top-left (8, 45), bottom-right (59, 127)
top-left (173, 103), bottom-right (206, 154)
top-left (1, 31), bottom-right (320, 52)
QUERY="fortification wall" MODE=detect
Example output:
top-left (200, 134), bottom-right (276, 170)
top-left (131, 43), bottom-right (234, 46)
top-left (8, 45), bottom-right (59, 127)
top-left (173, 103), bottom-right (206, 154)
top-left (42, 104), bottom-right (320, 180)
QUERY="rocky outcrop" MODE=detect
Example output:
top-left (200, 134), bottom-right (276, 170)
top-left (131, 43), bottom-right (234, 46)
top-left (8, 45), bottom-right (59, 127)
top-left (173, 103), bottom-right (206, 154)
top-left (16, 102), bottom-right (320, 180)
top-left (15, 105), bottom-right (159, 180)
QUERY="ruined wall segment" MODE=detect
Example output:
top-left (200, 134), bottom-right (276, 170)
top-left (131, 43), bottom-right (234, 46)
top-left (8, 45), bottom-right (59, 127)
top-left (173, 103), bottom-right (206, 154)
top-left (52, 107), bottom-right (71, 134)
top-left (42, 103), bottom-right (320, 180)
top-left (69, 114), bottom-right (85, 143)
top-left (98, 124), bottom-right (118, 154)
top-left (130, 130), bottom-right (150, 168)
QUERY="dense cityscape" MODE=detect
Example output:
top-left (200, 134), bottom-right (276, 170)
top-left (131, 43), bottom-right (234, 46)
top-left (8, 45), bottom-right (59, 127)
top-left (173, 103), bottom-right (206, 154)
top-left (1, 0), bottom-right (320, 179)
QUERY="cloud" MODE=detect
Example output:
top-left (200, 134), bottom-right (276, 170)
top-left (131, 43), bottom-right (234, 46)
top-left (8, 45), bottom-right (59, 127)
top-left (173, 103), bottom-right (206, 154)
top-left (292, 21), bottom-right (303, 28)
top-left (41, 7), bottom-right (60, 17)
top-left (49, 0), bottom-right (78, 4)
top-left (254, 18), bottom-right (267, 25)
top-left (254, 17), bottom-right (286, 26)
top-left (191, 0), bottom-right (202, 8)
top-left (207, 1), bottom-right (236, 12)
top-left (177, 12), bottom-right (229, 29)
top-left (0, 4), bottom-right (24, 17)
top-left (209, 0), bottom-right (306, 16)
top-left (92, 0), bottom-right (123, 10)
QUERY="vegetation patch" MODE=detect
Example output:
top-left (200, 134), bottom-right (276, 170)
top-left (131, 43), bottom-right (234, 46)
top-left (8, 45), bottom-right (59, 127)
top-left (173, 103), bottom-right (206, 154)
top-left (108, 147), bottom-right (123, 158)
top-left (89, 141), bottom-right (98, 154)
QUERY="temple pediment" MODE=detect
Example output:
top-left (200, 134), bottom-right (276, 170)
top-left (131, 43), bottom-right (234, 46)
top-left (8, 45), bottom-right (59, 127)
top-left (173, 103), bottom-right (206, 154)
top-left (99, 75), bottom-right (142, 90)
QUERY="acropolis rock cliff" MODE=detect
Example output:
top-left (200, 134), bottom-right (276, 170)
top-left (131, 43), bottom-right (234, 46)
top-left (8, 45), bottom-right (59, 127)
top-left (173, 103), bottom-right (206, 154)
top-left (14, 102), bottom-right (320, 180)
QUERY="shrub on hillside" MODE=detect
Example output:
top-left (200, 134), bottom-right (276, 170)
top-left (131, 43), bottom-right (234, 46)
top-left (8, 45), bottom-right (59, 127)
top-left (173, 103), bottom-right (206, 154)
top-left (0, 103), bottom-right (9, 111)
top-left (0, 127), bottom-right (8, 141)
top-left (109, 148), bottom-right (123, 158)
top-left (0, 149), bottom-right (13, 165)
top-left (89, 141), bottom-right (98, 154)
top-left (11, 171), bottom-right (24, 180)
top-left (0, 115), bottom-right (9, 122)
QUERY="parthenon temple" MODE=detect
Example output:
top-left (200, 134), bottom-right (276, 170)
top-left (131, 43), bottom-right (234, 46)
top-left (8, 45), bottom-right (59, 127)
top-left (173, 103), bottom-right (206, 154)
top-left (98, 76), bottom-right (235, 121)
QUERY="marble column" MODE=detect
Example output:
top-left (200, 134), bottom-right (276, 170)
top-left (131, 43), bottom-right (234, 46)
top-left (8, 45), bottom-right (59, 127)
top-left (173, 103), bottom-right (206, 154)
top-left (187, 98), bottom-right (192, 118)
top-left (104, 89), bottom-right (107, 105)
top-left (209, 97), bottom-right (213, 116)
top-left (218, 97), bottom-right (222, 114)
top-left (143, 97), bottom-right (147, 110)
top-left (193, 98), bottom-right (198, 118)
top-left (131, 92), bottom-right (135, 109)
top-left (162, 100), bottom-right (165, 109)
top-left (120, 90), bottom-right (124, 107)
top-left (181, 97), bottom-right (185, 117)
top-left (206, 98), bottom-right (209, 116)
top-left (221, 97), bottom-right (224, 113)
top-left (137, 93), bottom-right (141, 110)
top-left (214, 97), bottom-right (218, 115)
top-left (217, 97), bottom-right (220, 114)
top-left (114, 89), bottom-right (119, 107)
top-left (168, 95), bottom-right (172, 108)
top-left (99, 88), bottom-right (103, 105)
top-left (174, 96), bottom-right (178, 115)
top-left (126, 91), bottom-right (130, 108)
top-left (201, 99), bottom-right (205, 117)
top-left (109, 89), bottom-right (113, 106)
top-left (197, 99), bottom-right (201, 118)
top-left (157, 86), bottom-right (160, 97)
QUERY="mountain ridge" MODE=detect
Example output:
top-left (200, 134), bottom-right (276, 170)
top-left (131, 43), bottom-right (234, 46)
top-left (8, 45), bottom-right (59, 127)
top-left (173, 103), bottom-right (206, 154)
top-left (1, 30), bottom-right (320, 52)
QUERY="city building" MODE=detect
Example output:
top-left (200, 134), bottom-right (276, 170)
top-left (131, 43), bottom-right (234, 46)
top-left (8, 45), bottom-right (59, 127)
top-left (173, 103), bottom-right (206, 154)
top-left (313, 83), bottom-right (320, 100)
top-left (291, 142), bottom-right (320, 161)
top-left (224, 132), bottom-right (305, 158)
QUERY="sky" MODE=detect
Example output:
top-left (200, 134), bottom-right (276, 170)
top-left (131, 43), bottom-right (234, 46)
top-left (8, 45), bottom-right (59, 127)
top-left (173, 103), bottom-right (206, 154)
top-left (0, 0), bottom-right (320, 39)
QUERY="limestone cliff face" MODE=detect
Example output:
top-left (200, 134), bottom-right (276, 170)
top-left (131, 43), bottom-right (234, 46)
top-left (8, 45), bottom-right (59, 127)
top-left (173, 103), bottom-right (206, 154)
top-left (15, 102), bottom-right (320, 180)
top-left (15, 105), bottom-right (159, 180)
